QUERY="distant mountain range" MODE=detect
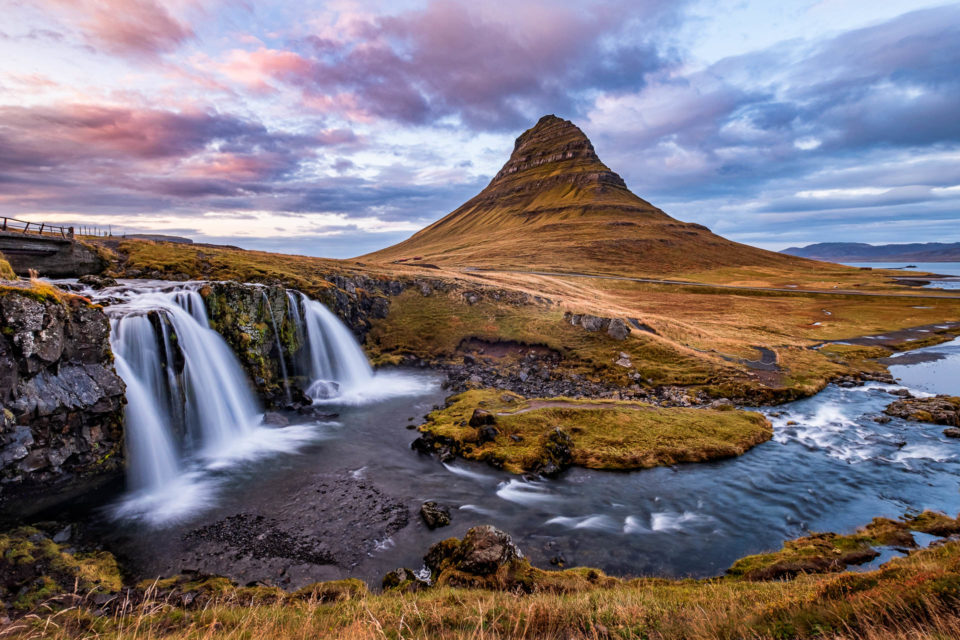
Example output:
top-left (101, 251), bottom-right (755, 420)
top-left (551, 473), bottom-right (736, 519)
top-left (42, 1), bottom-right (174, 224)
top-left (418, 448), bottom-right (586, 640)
top-left (782, 242), bottom-right (960, 263)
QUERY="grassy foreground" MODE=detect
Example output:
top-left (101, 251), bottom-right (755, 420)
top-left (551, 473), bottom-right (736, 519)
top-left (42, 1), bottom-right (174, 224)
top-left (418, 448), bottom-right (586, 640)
top-left (5, 533), bottom-right (960, 639)
top-left (416, 389), bottom-right (771, 473)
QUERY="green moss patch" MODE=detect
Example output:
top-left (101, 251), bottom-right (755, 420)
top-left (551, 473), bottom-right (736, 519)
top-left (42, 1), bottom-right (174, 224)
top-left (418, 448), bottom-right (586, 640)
top-left (729, 511), bottom-right (960, 581)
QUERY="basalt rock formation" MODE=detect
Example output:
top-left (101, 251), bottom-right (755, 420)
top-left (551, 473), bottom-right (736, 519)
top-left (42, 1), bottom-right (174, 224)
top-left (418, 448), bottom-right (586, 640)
top-left (363, 115), bottom-right (816, 276)
top-left (0, 289), bottom-right (125, 516)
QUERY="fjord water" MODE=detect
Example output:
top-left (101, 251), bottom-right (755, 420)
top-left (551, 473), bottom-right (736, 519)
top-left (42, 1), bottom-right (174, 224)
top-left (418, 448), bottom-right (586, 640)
top-left (843, 261), bottom-right (960, 289)
top-left (92, 278), bottom-right (960, 584)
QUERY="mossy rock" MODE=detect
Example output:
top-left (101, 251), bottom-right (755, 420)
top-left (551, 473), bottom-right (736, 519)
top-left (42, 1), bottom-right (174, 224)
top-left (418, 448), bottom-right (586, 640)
top-left (0, 527), bottom-right (123, 611)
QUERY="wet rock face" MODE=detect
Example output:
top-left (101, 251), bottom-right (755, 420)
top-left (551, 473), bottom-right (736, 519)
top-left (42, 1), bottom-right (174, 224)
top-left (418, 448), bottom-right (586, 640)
top-left (200, 282), bottom-right (299, 406)
top-left (198, 278), bottom-right (404, 407)
top-left (885, 396), bottom-right (960, 427)
top-left (0, 291), bottom-right (125, 514)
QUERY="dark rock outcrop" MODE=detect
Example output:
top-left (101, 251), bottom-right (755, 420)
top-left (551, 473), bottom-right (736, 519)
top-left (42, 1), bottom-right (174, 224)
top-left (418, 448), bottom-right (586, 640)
top-left (563, 312), bottom-right (632, 340)
top-left (0, 234), bottom-right (106, 277)
top-left (426, 525), bottom-right (522, 578)
top-left (199, 282), bottom-right (299, 405)
top-left (0, 290), bottom-right (125, 515)
top-left (382, 567), bottom-right (428, 592)
top-left (885, 396), bottom-right (960, 427)
top-left (419, 501), bottom-right (451, 529)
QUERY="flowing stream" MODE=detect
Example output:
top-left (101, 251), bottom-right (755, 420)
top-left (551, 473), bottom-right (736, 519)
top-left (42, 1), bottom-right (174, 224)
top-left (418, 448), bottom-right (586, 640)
top-left (69, 279), bottom-right (960, 586)
top-left (86, 280), bottom-right (427, 524)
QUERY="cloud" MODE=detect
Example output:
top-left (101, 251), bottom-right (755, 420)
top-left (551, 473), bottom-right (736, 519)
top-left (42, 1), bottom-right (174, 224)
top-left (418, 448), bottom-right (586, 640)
top-left (34, 0), bottom-right (197, 58)
top-left (584, 3), bottom-right (960, 243)
top-left (2, 1), bottom-right (960, 254)
top-left (206, 0), bottom-right (681, 129)
top-left (0, 103), bottom-right (357, 208)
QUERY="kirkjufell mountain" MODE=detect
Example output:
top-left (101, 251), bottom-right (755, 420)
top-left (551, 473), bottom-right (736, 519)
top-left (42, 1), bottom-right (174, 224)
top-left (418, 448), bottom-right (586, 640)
top-left (364, 115), bottom-right (813, 276)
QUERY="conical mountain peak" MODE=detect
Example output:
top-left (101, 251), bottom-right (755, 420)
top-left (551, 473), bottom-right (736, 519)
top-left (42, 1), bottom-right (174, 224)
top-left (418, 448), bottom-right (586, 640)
top-left (487, 114), bottom-right (627, 191)
top-left (362, 115), bottom-right (804, 277)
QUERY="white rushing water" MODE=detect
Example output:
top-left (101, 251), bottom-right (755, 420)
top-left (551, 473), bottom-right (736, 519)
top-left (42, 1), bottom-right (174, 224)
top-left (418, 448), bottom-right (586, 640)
top-left (104, 285), bottom-right (316, 523)
top-left (91, 280), bottom-right (434, 524)
top-left (286, 290), bottom-right (430, 405)
top-left (287, 291), bottom-right (374, 399)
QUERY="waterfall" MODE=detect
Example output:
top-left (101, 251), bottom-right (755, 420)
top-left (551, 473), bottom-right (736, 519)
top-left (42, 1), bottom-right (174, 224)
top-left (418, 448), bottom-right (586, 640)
top-left (91, 279), bottom-right (427, 522)
top-left (111, 319), bottom-right (181, 491)
top-left (287, 291), bottom-right (374, 401)
top-left (109, 289), bottom-right (263, 488)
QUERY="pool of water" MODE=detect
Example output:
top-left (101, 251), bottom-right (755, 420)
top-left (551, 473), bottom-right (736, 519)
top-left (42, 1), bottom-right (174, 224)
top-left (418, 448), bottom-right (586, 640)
top-left (843, 261), bottom-right (960, 290)
top-left (85, 341), bottom-right (960, 587)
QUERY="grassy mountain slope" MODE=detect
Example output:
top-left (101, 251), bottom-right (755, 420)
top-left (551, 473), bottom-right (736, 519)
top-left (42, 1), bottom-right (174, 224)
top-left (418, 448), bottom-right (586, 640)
top-left (363, 115), bottom-right (833, 278)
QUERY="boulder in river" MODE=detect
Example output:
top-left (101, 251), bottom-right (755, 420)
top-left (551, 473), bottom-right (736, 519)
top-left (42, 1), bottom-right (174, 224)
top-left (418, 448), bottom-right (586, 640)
top-left (420, 501), bottom-right (451, 529)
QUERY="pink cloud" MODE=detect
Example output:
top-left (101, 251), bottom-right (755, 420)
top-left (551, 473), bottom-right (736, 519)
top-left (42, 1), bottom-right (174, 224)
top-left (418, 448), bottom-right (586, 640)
top-left (37, 0), bottom-right (195, 58)
top-left (215, 47), bottom-right (316, 92)
top-left (205, 0), bottom-right (676, 128)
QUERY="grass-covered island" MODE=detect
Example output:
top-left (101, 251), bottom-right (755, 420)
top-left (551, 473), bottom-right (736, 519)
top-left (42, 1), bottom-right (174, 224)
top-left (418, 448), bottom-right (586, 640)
top-left (413, 389), bottom-right (772, 474)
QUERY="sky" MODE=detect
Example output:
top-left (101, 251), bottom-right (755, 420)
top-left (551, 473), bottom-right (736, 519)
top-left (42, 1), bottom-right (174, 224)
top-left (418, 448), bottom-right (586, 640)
top-left (1, 0), bottom-right (958, 258)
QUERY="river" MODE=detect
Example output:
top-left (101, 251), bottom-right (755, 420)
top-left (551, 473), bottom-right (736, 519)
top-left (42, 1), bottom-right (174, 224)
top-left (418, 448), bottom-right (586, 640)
top-left (69, 280), bottom-right (960, 588)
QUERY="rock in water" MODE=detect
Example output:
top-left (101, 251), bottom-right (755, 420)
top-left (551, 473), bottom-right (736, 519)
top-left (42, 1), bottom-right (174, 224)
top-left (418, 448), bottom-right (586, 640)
top-left (425, 525), bottom-right (521, 577)
top-left (885, 396), bottom-right (960, 426)
top-left (262, 412), bottom-right (289, 427)
top-left (420, 501), bottom-right (451, 529)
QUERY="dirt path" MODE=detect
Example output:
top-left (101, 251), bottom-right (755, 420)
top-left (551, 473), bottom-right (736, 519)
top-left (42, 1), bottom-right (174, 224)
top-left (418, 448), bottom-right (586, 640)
top-left (470, 268), bottom-right (960, 300)
top-left (496, 399), bottom-right (651, 416)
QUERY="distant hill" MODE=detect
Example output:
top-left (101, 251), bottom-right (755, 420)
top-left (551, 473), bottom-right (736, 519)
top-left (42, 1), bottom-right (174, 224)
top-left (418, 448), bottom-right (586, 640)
top-left (362, 115), bottom-right (819, 277)
top-left (782, 242), bottom-right (960, 263)
top-left (126, 234), bottom-right (194, 244)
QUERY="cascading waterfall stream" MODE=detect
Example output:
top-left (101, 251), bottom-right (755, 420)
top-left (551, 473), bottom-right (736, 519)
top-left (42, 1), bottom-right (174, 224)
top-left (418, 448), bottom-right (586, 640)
top-left (287, 291), bottom-right (374, 400)
top-left (105, 286), bottom-right (304, 522)
top-left (86, 279), bottom-right (433, 523)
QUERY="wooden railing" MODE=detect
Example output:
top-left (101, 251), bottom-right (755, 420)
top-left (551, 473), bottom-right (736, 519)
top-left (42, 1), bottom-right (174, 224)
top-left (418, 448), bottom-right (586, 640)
top-left (1, 217), bottom-right (74, 239)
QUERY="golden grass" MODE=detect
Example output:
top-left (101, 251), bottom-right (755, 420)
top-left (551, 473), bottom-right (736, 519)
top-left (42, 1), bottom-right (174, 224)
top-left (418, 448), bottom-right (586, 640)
top-left (365, 288), bottom-right (728, 387)
top-left (98, 237), bottom-right (960, 403)
top-left (8, 541), bottom-right (960, 640)
top-left (418, 389), bottom-right (772, 473)
top-left (0, 251), bottom-right (16, 280)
